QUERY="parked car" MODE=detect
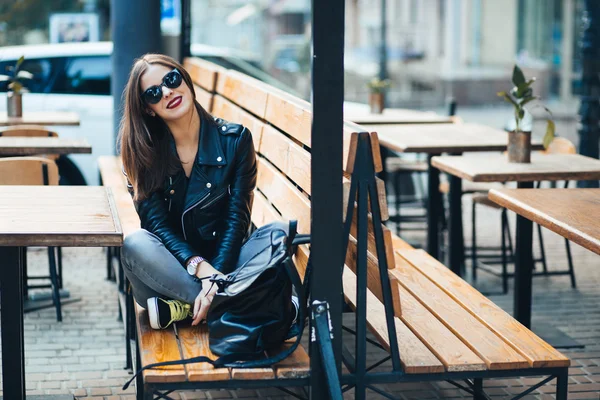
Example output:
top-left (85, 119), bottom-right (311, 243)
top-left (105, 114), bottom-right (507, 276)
top-left (0, 42), bottom-right (300, 185)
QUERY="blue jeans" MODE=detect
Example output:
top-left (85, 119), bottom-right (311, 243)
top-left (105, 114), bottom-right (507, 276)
top-left (120, 229), bottom-right (202, 307)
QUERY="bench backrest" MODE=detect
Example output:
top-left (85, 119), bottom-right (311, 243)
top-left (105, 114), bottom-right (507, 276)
top-left (184, 58), bottom-right (396, 299)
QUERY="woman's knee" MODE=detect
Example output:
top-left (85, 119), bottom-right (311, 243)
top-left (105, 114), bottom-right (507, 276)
top-left (121, 229), bottom-right (157, 269)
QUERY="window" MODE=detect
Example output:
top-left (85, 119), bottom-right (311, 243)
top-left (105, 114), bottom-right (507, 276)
top-left (0, 58), bottom-right (55, 93)
top-left (55, 56), bottom-right (111, 95)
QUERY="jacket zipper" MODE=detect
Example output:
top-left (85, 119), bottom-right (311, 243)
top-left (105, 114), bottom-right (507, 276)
top-left (199, 189), bottom-right (227, 210)
top-left (168, 177), bottom-right (173, 212)
top-left (181, 191), bottom-right (211, 240)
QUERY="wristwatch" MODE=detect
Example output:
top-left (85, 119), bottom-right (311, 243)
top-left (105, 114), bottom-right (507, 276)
top-left (186, 256), bottom-right (205, 276)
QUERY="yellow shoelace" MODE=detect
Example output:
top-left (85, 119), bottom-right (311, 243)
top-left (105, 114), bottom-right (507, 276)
top-left (167, 300), bottom-right (192, 322)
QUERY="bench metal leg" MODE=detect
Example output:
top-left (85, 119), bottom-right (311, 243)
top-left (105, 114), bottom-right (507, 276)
top-left (473, 378), bottom-right (484, 400)
top-left (106, 246), bottom-right (114, 281)
top-left (556, 371), bottom-right (568, 400)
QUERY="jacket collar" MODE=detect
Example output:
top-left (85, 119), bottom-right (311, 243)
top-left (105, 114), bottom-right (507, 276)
top-left (196, 117), bottom-right (227, 166)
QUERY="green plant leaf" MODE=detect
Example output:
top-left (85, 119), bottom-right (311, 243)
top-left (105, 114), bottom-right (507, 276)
top-left (520, 95), bottom-right (539, 107)
top-left (543, 120), bottom-right (556, 149)
top-left (15, 55), bottom-right (24, 72)
top-left (516, 78), bottom-right (536, 97)
top-left (518, 109), bottom-right (525, 120)
top-left (512, 65), bottom-right (526, 86)
top-left (498, 92), bottom-right (519, 108)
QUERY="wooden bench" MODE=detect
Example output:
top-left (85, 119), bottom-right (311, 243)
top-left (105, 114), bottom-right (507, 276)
top-left (98, 58), bottom-right (570, 399)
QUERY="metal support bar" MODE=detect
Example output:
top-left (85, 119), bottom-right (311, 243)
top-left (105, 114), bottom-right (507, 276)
top-left (276, 386), bottom-right (308, 400)
top-left (311, 301), bottom-right (343, 400)
top-left (310, 0), bottom-right (345, 396)
top-left (511, 375), bottom-right (554, 400)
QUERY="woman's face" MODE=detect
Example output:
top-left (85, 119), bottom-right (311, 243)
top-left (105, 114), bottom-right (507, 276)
top-left (140, 64), bottom-right (194, 122)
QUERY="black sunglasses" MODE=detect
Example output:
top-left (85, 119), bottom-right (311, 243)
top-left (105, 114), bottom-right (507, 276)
top-left (142, 69), bottom-right (183, 104)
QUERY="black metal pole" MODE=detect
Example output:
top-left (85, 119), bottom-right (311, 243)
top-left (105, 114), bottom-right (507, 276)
top-left (180, 0), bottom-right (192, 61)
top-left (426, 154), bottom-right (442, 260)
top-left (310, 0), bottom-right (345, 397)
top-left (514, 181), bottom-right (534, 328)
top-left (448, 173), bottom-right (464, 276)
top-left (379, 0), bottom-right (388, 81)
top-left (111, 0), bottom-right (162, 153)
top-left (0, 246), bottom-right (25, 400)
top-left (577, 0), bottom-right (600, 188)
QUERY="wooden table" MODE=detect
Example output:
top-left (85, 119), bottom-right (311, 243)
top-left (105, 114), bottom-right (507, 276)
top-left (368, 122), bottom-right (543, 261)
top-left (432, 154), bottom-right (600, 346)
top-left (0, 111), bottom-right (80, 126)
top-left (346, 108), bottom-right (453, 125)
top-left (0, 186), bottom-right (122, 400)
top-left (0, 137), bottom-right (92, 155)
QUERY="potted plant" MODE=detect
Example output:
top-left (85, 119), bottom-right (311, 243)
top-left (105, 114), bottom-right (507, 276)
top-left (497, 65), bottom-right (555, 163)
top-left (0, 56), bottom-right (33, 118)
top-left (367, 77), bottom-right (391, 114)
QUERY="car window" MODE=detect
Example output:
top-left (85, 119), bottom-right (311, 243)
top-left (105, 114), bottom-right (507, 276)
top-left (0, 58), bottom-right (54, 93)
top-left (54, 56), bottom-right (111, 95)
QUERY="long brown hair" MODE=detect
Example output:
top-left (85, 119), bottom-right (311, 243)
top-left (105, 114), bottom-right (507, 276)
top-left (118, 54), bottom-right (214, 201)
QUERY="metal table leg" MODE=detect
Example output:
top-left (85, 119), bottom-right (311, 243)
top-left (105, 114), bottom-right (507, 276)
top-left (513, 182), bottom-right (534, 327)
top-left (0, 246), bottom-right (26, 400)
top-left (426, 154), bottom-right (442, 260)
top-left (448, 174), bottom-right (464, 276)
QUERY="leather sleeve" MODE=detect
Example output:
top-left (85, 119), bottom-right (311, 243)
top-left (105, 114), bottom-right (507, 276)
top-left (211, 128), bottom-right (257, 273)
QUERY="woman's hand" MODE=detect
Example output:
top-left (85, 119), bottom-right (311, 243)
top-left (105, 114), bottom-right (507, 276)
top-left (191, 278), bottom-right (219, 325)
top-left (192, 260), bottom-right (222, 326)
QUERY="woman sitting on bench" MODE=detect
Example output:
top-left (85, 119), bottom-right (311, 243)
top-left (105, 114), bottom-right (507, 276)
top-left (118, 54), bottom-right (257, 330)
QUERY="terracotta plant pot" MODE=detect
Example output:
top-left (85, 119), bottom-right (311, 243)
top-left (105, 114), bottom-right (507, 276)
top-left (369, 92), bottom-right (385, 114)
top-left (507, 130), bottom-right (532, 163)
top-left (7, 91), bottom-right (22, 118)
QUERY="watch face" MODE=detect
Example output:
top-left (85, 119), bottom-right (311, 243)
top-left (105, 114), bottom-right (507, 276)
top-left (187, 263), bottom-right (197, 276)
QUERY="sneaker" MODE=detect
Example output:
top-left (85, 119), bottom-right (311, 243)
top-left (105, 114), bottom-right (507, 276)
top-left (147, 297), bottom-right (193, 329)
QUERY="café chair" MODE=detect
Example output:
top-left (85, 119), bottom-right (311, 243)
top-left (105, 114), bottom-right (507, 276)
top-left (0, 156), bottom-right (64, 321)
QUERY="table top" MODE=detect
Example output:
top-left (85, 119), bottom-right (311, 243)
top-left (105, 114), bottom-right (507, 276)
top-left (370, 122), bottom-right (544, 154)
top-left (346, 108), bottom-right (453, 125)
top-left (0, 186), bottom-right (123, 247)
top-left (432, 153), bottom-right (600, 182)
top-left (489, 188), bottom-right (600, 255)
top-left (0, 111), bottom-right (80, 126)
top-left (0, 137), bottom-right (92, 155)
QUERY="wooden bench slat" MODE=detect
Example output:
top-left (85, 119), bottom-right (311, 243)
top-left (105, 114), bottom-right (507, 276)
top-left (175, 324), bottom-right (231, 382)
top-left (343, 266), bottom-right (444, 374)
top-left (397, 249), bottom-right (570, 368)
top-left (390, 281), bottom-right (487, 372)
top-left (135, 303), bottom-right (187, 383)
top-left (348, 202), bottom-right (395, 269)
top-left (266, 342), bottom-right (311, 379)
top-left (264, 89), bottom-right (312, 148)
top-left (212, 95), bottom-right (265, 152)
top-left (231, 367), bottom-right (275, 380)
top-left (216, 70), bottom-right (269, 119)
top-left (256, 157), bottom-right (311, 234)
top-left (259, 125), bottom-right (312, 195)
top-left (390, 257), bottom-right (530, 370)
top-left (193, 85), bottom-right (213, 111)
top-left (184, 58), bottom-right (223, 92)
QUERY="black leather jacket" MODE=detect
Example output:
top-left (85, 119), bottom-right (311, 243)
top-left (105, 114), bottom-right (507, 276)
top-left (133, 116), bottom-right (257, 274)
